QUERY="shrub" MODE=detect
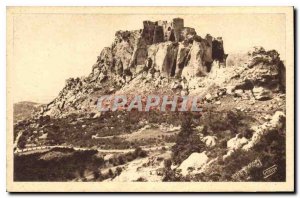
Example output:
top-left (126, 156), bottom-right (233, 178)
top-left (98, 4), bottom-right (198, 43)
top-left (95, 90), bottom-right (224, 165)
top-left (164, 159), bottom-right (172, 169)
top-left (134, 147), bottom-right (147, 158)
top-left (108, 169), bottom-right (114, 177)
top-left (136, 177), bottom-right (147, 182)
top-left (115, 167), bottom-right (123, 176)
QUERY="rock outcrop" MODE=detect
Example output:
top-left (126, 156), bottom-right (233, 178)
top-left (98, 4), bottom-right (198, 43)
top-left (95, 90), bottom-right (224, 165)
top-left (242, 111), bottom-right (285, 151)
top-left (37, 19), bottom-right (285, 121)
top-left (222, 111), bottom-right (286, 161)
top-left (233, 47), bottom-right (286, 93)
top-left (177, 152), bottom-right (209, 176)
top-left (40, 18), bottom-right (227, 118)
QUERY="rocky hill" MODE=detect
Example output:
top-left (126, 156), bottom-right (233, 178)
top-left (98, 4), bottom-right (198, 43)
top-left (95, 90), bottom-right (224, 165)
top-left (38, 18), bottom-right (227, 118)
top-left (14, 18), bottom-right (286, 182)
top-left (13, 101), bottom-right (42, 123)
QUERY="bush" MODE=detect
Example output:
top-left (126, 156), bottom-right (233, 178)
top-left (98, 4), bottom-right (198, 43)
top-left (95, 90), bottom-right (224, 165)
top-left (115, 167), bottom-right (123, 176)
top-left (164, 159), bottom-right (172, 169)
top-left (250, 130), bottom-right (286, 181)
top-left (134, 147), bottom-right (147, 158)
top-left (136, 177), bottom-right (147, 182)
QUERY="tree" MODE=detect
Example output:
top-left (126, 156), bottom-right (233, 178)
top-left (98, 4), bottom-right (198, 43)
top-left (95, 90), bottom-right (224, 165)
top-left (116, 167), bottom-right (123, 176)
top-left (134, 147), bottom-right (147, 158)
top-left (93, 170), bottom-right (100, 180)
top-left (17, 135), bottom-right (27, 149)
top-left (172, 112), bottom-right (205, 164)
top-left (108, 169), bottom-right (114, 178)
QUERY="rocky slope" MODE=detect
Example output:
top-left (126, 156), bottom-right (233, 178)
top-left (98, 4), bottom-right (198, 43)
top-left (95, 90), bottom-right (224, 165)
top-left (13, 101), bottom-right (42, 123)
top-left (38, 18), bottom-right (227, 118)
top-left (14, 18), bottom-right (286, 182)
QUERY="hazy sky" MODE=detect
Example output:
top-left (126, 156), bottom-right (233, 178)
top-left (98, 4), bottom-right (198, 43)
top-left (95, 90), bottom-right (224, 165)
top-left (12, 13), bottom-right (286, 103)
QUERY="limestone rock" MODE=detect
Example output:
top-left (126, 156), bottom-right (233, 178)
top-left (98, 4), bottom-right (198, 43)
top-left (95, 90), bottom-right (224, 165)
top-left (93, 112), bottom-right (101, 119)
top-left (215, 101), bottom-right (221, 105)
top-left (205, 93), bottom-right (212, 101)
top-left (253, 87), bottom-right (272, 101)
top-left (177, 152), bottom-right (209, 176)
top-left (242, 111), bottom-right (285, 151)
top-left (175, 43), bottom-right (191, 77)
top-left (201, 136), bottom-right (217, 147)
top-left (147, 42), bottom-right (178, 77)
top-left (245, 46), bottom-right (285, 90)
top-left (227, 134), bottom-right (248, 150)
top-left (182, 40), bottom-right (211, 79)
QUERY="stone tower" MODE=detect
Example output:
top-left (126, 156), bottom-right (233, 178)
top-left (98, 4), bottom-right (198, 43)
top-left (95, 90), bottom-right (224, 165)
top-left (172, 18), bottom-right (184, 42)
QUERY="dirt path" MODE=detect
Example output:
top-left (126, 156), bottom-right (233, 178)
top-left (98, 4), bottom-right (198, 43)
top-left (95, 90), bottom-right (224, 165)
top-left (14, 144), bottom-right (173, 155)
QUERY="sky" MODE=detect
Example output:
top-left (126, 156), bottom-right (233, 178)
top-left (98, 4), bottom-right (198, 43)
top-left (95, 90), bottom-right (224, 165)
top-left (11, 13), bottom-right (286, 103)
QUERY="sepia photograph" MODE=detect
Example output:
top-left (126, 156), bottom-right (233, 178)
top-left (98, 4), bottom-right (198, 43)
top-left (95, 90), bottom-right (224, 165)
top-left (6, 6), bottom-right (294, 192)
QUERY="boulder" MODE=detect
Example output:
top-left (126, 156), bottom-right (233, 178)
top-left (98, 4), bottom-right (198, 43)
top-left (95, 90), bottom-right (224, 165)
top-left (171, 81), bottom-right (183, 90)
top-left (245, 47), bottom-right (285, 90)
top-left (253, 87), bottom-right (272, 100)
top-left (205, 93), bottom-right (212, 101)
top-left (234, 89), bottom-right (244, 97)
top-left (201, 136), bottom-right (217, 147)
top-left (177, 152), bottom-right (209, 176)
top-left (223, 150), bottom-right (235, 161)
top-left (227, 134), bottom-right (248, 150)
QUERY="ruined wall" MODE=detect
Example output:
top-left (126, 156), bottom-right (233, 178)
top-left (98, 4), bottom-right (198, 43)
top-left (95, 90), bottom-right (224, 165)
top-left (98, 18), bottom-right (226, 79)
top-left (142, 21), bottom-right (156, 45)
top-left (181, 27), bottom-right (196, 42)
top-left (162, 22), bottom-right (175, 42)
top-left (153, 26), bottom-right (164, 44)
top-left (202, 34), bottom-right (213, 67)
top-left (212, 37), bottom-right (225, 63)
top-left (172, 18), bottom-right (184, 42)
top-left (136, 18), bottom-right (226, 78)
top-left (142, 18), bottom-right (184, 44)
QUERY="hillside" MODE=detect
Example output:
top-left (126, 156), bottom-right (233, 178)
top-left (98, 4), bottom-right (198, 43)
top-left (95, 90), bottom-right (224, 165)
top-left (13, 101), bottom-right (42, 123)
top-left (13, 18), bottom-right (286, 182)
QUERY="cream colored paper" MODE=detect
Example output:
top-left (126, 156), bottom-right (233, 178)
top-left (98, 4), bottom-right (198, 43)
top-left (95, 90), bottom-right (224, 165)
top-left (7, 6), bottom-right (294, 192)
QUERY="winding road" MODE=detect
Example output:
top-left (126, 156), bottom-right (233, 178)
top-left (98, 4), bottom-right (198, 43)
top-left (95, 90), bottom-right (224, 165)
top-left (14, 145), bottom-right (171, 155)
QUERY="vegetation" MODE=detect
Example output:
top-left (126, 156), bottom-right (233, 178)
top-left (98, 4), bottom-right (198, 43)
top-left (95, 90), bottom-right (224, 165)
top-left (171, 112), bottom-right (205, 164)
top-left (14, 110), bottom-right (184, 149)
top-left (14, 149), bottom-right (100, 181)
top-left (161, 106), bottom-right (286, 182)
top-left (14, 147), bottom-right (148, 181)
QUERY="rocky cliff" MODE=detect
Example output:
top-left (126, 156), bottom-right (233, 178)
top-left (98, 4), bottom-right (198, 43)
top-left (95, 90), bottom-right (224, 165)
top-left (40, 18), bottom-right (229, 118)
